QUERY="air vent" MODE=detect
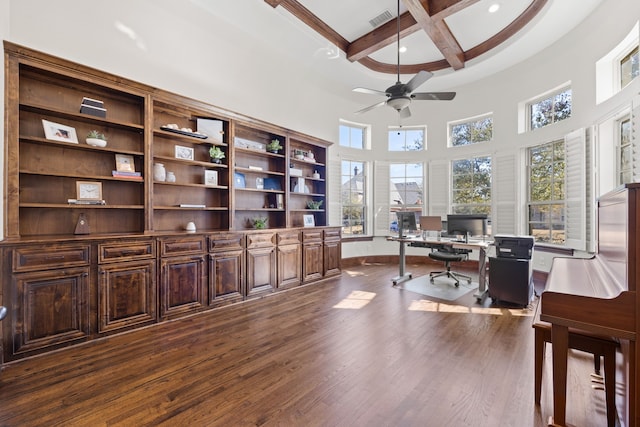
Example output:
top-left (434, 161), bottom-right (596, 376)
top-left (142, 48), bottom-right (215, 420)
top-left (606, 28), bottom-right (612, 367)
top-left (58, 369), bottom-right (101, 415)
top-left (369, 10), bottom-right (393, 28)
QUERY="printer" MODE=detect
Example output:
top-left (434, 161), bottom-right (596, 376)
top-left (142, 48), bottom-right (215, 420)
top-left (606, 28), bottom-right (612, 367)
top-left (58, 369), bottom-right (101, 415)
top-left (493, 235), bottom-right (535, 260)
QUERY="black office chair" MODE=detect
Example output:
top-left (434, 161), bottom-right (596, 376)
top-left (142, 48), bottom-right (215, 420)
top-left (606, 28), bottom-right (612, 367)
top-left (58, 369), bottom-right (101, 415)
top-left (428, 247), bottom-right (472, 287)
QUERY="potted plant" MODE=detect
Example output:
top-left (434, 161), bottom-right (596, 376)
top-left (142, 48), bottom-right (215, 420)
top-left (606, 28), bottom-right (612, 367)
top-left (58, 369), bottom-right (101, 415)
top-left (251, 217), bottom-right (268, 229)
top-left (209, 146), bottom-right (225, 163)
top-left (86, 130), bottom-right (107, 147)
top-left (266, 139), bottom-right (283, 154)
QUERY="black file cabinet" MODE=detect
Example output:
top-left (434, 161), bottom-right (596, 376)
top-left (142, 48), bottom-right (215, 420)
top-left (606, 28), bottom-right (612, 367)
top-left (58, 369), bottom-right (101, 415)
top-left (488, 236), bottom-right (534, 307)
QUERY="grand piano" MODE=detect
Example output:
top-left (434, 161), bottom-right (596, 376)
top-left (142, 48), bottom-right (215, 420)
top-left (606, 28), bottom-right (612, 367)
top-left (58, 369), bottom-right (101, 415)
top-left (540, 183), bottom-right (639, 426)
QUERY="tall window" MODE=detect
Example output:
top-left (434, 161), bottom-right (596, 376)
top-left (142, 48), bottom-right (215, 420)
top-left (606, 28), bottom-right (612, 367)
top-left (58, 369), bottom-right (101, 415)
top-left (341, 160), bottom-right (367, 235)
top-left (529, 87), bottom-right (572, 130)
top-left (389, 163), bottom-right (423, 231)
top-left (388, 127), bottom-right (425, 151)
top-left (619, 116), bottom-right (632, 184)
top-left (451, 156), bottom-right (491, 214)
top-left (449, 115), bottom-right (493, 147)
top-left (621, 46), bottom-right (639, 88)
top-left (527, 140), bottom-right (565, 244)
top-left (339, 123), bottom-right (365, 149)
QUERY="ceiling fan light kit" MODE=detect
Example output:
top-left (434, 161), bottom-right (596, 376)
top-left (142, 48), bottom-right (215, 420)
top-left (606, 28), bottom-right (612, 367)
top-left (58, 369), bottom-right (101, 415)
top-left (353, 0), bottom-right (456, 118)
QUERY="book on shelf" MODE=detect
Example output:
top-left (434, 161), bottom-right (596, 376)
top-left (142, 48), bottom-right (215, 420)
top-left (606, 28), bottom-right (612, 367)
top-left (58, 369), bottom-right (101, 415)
top-left (179, 204), bottom-right (206, 208)
top-left (112, 171), bottom-right (142, 180)
top-left (68, 199), bottom-right (106, 205)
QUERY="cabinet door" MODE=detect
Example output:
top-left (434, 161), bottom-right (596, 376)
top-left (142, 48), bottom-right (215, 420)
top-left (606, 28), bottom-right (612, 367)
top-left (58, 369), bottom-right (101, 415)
top-left (246, 246), bottom-right (276, 298)
top-left (159, 255), bottom-right (206, 319)
top-left (98, 260), bottom-right (156, 333)
top-left (12, 267), bottom-right (90, 357)
top-left (323, 240), bottom-right (341, 278)
top-left (277, 244), bottom-right (301, 289)
top-left (302, 242), bottom-right (323, 283)
top-left (209, 249), bottom-right (244, 307)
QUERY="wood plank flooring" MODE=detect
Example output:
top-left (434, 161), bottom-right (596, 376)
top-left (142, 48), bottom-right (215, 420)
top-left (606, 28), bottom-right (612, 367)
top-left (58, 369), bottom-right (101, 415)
top-left (0, 261), bottom-right (609, 426)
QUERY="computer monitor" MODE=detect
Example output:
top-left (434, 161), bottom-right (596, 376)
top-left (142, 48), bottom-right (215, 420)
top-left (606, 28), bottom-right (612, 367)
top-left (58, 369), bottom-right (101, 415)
top-left (395, 211), bottom-right (418, 237)
top-left (446, 214), bottom-right (488, 239)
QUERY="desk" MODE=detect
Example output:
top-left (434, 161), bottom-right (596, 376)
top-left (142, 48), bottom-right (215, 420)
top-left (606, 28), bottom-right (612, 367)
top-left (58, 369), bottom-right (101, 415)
top-left (388, 236), bottom-right (492, 300)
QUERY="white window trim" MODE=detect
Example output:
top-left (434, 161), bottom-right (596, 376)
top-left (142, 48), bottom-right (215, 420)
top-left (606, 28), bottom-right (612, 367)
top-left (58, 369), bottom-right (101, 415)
top-left (339, 119), bottom-right (371, 150)
top-left (518, 81), bottom-right (571, 133)
top-left (388, 125), bottom-right (427, 152)
top-left (447, 112), bottom-right (493, 148)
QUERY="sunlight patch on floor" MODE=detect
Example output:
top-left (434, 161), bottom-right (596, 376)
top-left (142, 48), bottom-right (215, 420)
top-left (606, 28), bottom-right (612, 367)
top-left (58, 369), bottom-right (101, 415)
top-left (343, 269), bottom-right (367, 277)
top-left (333, 290), bottom-right (376, 309)
top-left (408, 299), bottom-right (534, 316)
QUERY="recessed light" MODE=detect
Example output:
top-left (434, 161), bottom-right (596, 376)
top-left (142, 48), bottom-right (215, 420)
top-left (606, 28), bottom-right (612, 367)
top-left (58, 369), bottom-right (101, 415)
top-left (399, 46), bottom-right (407, 53)
top-left (488, 3), bottom-right (500, 13)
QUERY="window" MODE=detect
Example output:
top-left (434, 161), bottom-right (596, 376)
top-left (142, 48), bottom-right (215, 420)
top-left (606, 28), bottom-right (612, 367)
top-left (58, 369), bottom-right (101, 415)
top-left (388, 127), bottom-right (425, 151)
top-left (339, 123), bottom-right (365, 149)
top-left (619, 116), bottom-right (632, 185)
top-left (341, 160), bottom-right (367, 235)
top-left (620, 46), bottom-right (639, 88)
top-left (449, 115), bottom-right (493, 147)
top-left (451, 156), bottom-right (491, 214)
top-left (389, 163), bottom-right (423, 231)
top-left (527, 140), bottom-right (565, 244)
top-left (529, 87), bottom-right (572, 130)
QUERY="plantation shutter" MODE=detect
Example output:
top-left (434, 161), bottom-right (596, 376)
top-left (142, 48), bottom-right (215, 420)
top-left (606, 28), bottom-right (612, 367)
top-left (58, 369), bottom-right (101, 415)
top-left (564, 128), bottom-right (587, 251)
top-left (632, 95), bottom-right (640, 182)
top-left (373, 160), bottom-right (391, 236)
top-left (428, 160), bottom-right (449, 218)
top-left (327, 149), bottom-right (341, 227)
top-left (492, 152), bottom-right (518, 235)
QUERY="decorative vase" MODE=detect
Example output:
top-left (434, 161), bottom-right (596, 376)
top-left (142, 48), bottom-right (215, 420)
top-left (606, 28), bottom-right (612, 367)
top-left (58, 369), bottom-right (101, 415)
top-left (154, 163), bottom-right (166, 182)
top-left (86, 138), bottom-right (107, 148)
top-left (211, 158), bottom-right (222, 164)
top-left (166, 171), bottom-right (176, 182)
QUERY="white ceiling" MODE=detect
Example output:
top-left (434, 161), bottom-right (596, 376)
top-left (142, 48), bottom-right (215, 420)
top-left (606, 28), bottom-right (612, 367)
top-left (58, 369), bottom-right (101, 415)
top-left (190, 0), bottom-right (605, 93)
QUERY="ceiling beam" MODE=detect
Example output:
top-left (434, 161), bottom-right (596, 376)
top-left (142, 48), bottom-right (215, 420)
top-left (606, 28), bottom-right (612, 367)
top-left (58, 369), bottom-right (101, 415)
top-left (346, 13), bottom-right (419, 62)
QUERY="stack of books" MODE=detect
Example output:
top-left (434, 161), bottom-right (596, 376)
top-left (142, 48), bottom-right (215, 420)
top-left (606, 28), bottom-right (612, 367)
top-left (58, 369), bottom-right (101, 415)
top-left (68, 199), bottom-right (106, 205)
top-left (112, 170), bottom-right (142, 180)
top-left (80, 97), bottom-right (107, 118)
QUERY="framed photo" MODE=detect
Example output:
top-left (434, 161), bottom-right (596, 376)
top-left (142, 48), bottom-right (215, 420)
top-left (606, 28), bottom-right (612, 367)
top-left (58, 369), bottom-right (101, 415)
top-left (303, 214), bottom-right (315, 227)
top-left (256, 177), bottom-right (264, 190)
top-left (204, 170), bottom-right (218, 186)
top-left (175, 145), bottom-right (194, 160)
top-left (234, 172), bottom-right (246, 188)
top-left (42, 119), bottom-right (78, 143)
top-left (76, 181), bottom-right (103, 200)
top-left (115, 154), bottom-right (135, 172)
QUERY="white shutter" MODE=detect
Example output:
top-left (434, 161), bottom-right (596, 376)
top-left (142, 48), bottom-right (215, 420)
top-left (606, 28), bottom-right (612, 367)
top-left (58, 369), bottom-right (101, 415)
top-left (632, 95), bottom-right (640, 182)
top-left (564, 128), bottom-right (587, 251)
top-left (428, 160), bottom-right (449, 217)
top-left (327, 150), bottom-right (341, 227)
top-left (373, 160), bottom-right (391, 236)
top-left (493, 152), bottom-right (518, 235)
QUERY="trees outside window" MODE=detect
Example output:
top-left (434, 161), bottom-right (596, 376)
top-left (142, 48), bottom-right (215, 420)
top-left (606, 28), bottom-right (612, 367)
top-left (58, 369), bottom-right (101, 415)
top-left (450, 115), bottom-right (493, 147)
top-left (621, 46), bottom-right (639, 88)
top-left (451, 156), bottom-right (491, 214)
top-left (529, 88), bottom-right (572, 130)
top-left (389, 163), bottom-right (423, 231)
top-left (388, 127), bottom-right (425, 151)
top-left (527, 140), bottom-right (565, 244)
top-left (341, 160), bottom-right (366, 235)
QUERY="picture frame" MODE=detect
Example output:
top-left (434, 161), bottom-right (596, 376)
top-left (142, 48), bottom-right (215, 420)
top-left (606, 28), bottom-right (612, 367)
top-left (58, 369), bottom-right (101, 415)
top-left (115, 154), bottom-right (136, 172)
top-left (303, 214), bottom-right (315, 227)
top-left (234, 172), bottom-right (246, 188)
top-left (175, 145), bottom-right (194, 160)
top-left (42, 119), bottom-right (78, 144)
top-left (76, 181), bottom-right (103, 200)
top-left (256, 177), bottom-right (264, 190)
top-left (204, 170), bottom-right (218, 186)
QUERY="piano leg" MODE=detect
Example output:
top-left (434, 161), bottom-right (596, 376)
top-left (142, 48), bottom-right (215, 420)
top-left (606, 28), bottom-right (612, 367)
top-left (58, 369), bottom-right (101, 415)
top-left (550, 324), bottom-right (569, 426)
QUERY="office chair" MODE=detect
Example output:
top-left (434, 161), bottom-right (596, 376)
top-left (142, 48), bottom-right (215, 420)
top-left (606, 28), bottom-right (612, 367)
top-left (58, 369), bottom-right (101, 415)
top-left (420, 216), bottom-right (472, 287)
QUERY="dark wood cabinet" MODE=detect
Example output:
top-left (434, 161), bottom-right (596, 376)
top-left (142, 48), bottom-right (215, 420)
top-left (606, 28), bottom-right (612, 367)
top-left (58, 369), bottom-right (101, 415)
top-left (276, 230), bottom-right (301, 289)
top-left (323, 228), bottom-right (342, 278)
top-left (246, 232), bottom-right (277, 298)
top-left (302, 229), bottom-right (324, 283)
top-left (209, 232), bottom-right (245, 307)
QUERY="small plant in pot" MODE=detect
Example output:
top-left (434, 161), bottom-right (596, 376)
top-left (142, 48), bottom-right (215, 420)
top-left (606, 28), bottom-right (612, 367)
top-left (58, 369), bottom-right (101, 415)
top-left (209, 146), bottom-right (225, 164)
top-left (266, 139), bottom-right (283, 154)
top-left (86, 130), bottom-right (107, 147)
top-left (251, 217), bottom-right (268, 229)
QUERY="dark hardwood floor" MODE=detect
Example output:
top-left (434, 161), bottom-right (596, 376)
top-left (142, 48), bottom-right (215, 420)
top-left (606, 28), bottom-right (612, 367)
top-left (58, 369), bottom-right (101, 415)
top-left (0, 261), bottom-right (608, 426)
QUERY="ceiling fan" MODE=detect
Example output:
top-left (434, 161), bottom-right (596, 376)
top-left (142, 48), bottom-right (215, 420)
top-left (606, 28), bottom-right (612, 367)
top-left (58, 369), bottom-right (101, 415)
top-left (353, 0), bottom-right (456, 118)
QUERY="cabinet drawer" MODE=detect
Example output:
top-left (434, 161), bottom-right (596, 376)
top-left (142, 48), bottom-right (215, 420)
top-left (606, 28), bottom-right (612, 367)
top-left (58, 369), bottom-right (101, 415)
top-left (324, 228), bottom-right (341, 241)
top-left (246, 231), bottom-right (275, 249)
top-left (12, 245), bottom-right (90, 272)
top-left (209, 233), bottom-right (245, 253)
top-left (277, 230), bottom-right (300, 246)
top-left (159, 236), bottom-right (206, 257)
top-left (98, 240), bottom-right (155, 263)
top-left (302, 229), bottom-right (323, 242)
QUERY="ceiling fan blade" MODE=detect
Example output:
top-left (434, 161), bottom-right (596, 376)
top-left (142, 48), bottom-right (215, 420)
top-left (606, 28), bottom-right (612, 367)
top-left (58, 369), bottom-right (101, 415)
top-left (412, 92), bottom-right (457, 101)
top-left (355, 100), bottom-right (387, 114)
top-left (405, 70), bottom-right (433, 93)
top-left (399, 106), bottom-right (411, 119)
top-left (353, 87), bottom-right (388, 96)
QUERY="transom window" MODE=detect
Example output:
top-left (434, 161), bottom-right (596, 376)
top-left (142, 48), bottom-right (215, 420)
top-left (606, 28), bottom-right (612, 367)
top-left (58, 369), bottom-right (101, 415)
top-left (527, 140), bottom-right (565, 244)
top-left (388, 127), bottom-right (425, 151)
top-left (529, 87), bottom-right (572, 130)
top-left (339, 123), bottom-right (366, 149)
top-left (449, 115), bottom-right (493, 147)
top-left (621, 46), bottom-right (639, 88)
top-left (341, 160), bottom-right (367, 235)
top-left (451, 156), bottom-right (491, 214)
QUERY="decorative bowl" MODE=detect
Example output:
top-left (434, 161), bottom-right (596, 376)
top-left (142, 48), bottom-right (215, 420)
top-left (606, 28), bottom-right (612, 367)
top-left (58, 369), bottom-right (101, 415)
top-left (86, 137), bottom-right (107, 147)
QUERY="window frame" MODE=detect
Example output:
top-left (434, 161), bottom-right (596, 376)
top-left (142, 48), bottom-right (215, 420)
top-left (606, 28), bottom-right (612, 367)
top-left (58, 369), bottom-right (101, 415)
top-left (448, 113), bottom-right (493, 147)
top-left (339, 121), bottom-right (368, 150)
top-left (340, 159), bottom-right (368, 236)
top-left (387, 126), bottom-right (426, 151)
top-left (527, 85), bottom-right (572, 131)
top-left (450, 156), bottom-right (492, 215)
top-left (389, 162), bottom-right (424, 232)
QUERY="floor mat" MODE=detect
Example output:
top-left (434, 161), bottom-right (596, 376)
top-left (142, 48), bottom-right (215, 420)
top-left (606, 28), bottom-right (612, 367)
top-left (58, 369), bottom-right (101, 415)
top-left (397, 275), bottom-right (478, 301)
